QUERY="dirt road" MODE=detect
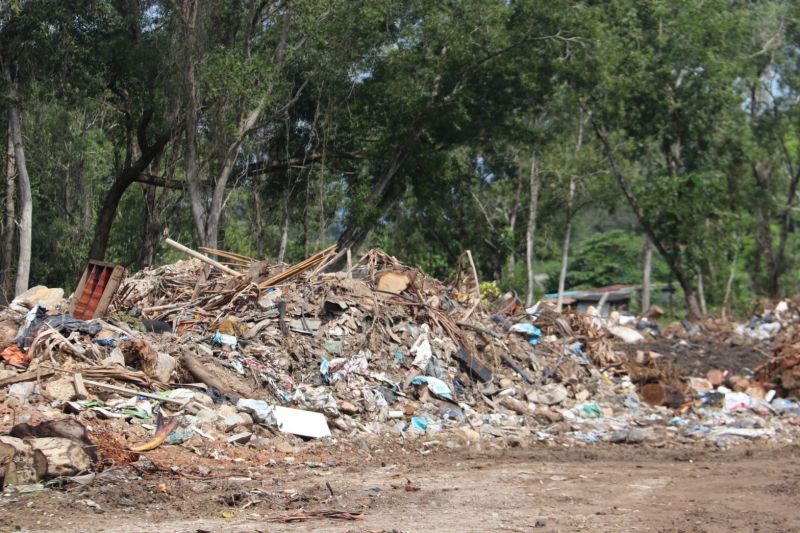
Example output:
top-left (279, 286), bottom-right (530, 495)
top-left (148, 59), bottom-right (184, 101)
top-left (2, 444), bottom-right (797, 532)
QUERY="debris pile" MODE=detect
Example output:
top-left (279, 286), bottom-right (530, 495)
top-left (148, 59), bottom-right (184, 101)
top-left (754, 299), bottom-right (800, 398)
top-left (1, 243), bottom-right (800, 490)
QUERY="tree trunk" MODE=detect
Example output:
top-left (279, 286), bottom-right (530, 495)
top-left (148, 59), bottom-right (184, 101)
top-left (89, 173), bottom-right (135, 260)
top-left (525, 155), bottom-right (541, 307)
top-left (88, 125), bottom-right (172, 261)
top-left (751, 161), bottom-right (775, 293)
top-left (506, 173), bottom-right (523, 279)
top-left (591, 119), bottom-right (702, 319)
top-left (768, 165), bottom-right (800, 298)
top-left (277, 193), bottom-right (290, 263)
top-left (556, 111), bottom-right (584, 312)
top-left (181, 0), bottom-right (206, 245)
top-left (329, 185), bottom-right (406, 270)
top-left (1, 121), bottom-right (16, 301)
top-left (138, 156), bottom-right (172, 267)
top-left (696, 268), bottom-right (707, 316)
top-left (203, 106), bottom-right (261, 249)
top-left (253, 189), bottom-right (266, 259)
top-left (556, 218), bottom-right (572, 312)
top-left (139, 206), bottom-right (159, 267)
top-left (182, 0), bottom-right (283, 251)
top-left (327, 146), bottom-right (414, 270)
top-left (317, 161), bottom-right (326, 250)
top-left (5, 79), bottom-right (32, 297)
top-left (722, 239), bottom-right (740, 318)
top-left (641, 236), bottom-right (652, 312)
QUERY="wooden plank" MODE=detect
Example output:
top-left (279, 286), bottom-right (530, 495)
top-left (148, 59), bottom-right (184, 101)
top-left (258, 245), bottom-right (336, 289)
top-left (198, 247), bottom-right (255, 265)
top-left (165, 238), bottom-right (240, 276)
top-left (0, 369), bottom-right (55, 387)
top-left (81, 378), bottom-right (186, 406)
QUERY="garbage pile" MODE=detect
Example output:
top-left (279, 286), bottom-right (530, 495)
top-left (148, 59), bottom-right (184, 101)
top-left (1, 244), bottom-right (799, 489)
top-left (753, 299), bottom-right (800, 398)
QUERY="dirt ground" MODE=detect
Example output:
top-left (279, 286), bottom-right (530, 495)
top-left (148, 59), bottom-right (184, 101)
top-left (615, 337), bottom-right (769, 376)
top-left (1, 443), bottom-right (798, 533)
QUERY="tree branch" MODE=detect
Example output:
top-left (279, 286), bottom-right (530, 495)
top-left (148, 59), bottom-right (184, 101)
top-left (243, 149), bottom-right (363, 177)
top-left (135, 174), bottom-right (184, 190)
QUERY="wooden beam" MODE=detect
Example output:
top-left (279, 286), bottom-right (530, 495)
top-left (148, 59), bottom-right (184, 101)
top-left (164, 238), bottom-right (240, 276)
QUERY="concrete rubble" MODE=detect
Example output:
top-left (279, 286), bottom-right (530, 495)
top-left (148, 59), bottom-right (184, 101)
top-left (1, 245), bottom-right (799, 491)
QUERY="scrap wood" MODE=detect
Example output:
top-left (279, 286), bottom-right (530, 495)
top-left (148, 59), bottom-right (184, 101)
top-left (81, 379), bottom-right (184, 405)
top-left (267, 510), bottom-right (364, 523)
top-left (79, 366), bottom-right (163, 389)
top-left (500, 353), bottom-right (533, 384)
top-left (534, 307), bottom-right (574, 338)
top-left (259, 244), bottom-right (337, 289)
top-left (72, 373), bottom-right (89, 400)
top-left (198, 246), bottom-right (255, 266)
top-left (356, 248), bottom-right (402, 276)
top-left (375, 270), bottom-right (414, 294)
top-left (29, 437), bottom-right (93, 479)
top-left (181, 349), bottom-right (232, 397)
top-left (38, 363), bottom-right (161, 389)
top-left (165, 238), bottom-right (241, 276)
top-left (29, 325), bottom-right (94, 365)
top-left (310, 246), bottom-right (341, 275)
top-left (0, 368), bottom-right (55, 387)
top-left (40, 366), bottom-right (180, 404)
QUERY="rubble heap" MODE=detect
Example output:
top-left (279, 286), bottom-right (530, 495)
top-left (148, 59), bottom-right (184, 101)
top-left (1, 245), bottom-right (799, 489)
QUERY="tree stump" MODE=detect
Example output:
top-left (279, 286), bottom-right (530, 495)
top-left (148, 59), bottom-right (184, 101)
top-left (641, 383), bottom-right (684, 408)
top-left (0, 436), bottom-right (38, 487)
top-left (706, 369), bottom-right (724, 387)
top-left (29, 437), bottom-right (91, 478)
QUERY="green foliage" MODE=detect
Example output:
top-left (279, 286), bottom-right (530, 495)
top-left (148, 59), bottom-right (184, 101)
top-left (0, 0), bottom-right (799, 320)
top-left (564, 230), bottom-right (646, 290)
top-left (566, 231), bottom-right (643, 289)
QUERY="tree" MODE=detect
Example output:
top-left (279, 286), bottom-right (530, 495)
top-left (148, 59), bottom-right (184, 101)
top-left (327, 0), bottom-right (573, 267)
top-left (87, 1), bottom-right (178, 260)
top-left (525, 155), bottom-right (541, 306)
top-left (2, 59), bottom-right (31, 296)
top-left (570, 0), bottom-right (753, 318)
